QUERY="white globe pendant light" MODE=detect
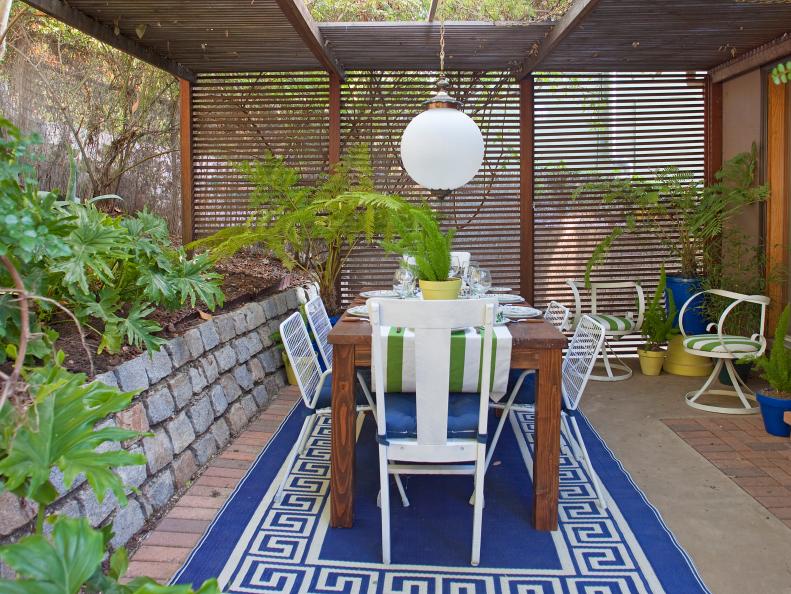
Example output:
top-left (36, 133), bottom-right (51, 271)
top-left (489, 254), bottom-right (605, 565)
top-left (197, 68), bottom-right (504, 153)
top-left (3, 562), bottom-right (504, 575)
top-left (399, 24), bottom-right (484, 194)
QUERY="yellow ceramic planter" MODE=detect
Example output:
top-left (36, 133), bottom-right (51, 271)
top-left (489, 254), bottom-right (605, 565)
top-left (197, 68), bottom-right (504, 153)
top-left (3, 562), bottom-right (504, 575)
top-left (637, 348), bottom-right (666, 376)
top-left (663, 335), bottom-right (713, 377)
top-left (419, 278), bottom-right (462, 300)
top-left (282, 352), bottom-right (298, 385)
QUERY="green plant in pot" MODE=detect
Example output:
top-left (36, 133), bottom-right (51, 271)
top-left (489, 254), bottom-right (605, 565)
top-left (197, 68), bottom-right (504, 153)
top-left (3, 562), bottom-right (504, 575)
top-left (383, 210), bottom-right (459, 300)
top-left (749, 305), bottom-right (791, 437)
top-left (637, 267), bottom-right (677, 375)
top-left (572, 147), bottom-right (767, 334)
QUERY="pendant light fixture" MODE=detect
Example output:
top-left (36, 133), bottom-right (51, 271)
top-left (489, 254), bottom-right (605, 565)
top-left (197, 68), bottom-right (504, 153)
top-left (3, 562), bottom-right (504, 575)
top-left (399, 20), bottom-right (485, 196)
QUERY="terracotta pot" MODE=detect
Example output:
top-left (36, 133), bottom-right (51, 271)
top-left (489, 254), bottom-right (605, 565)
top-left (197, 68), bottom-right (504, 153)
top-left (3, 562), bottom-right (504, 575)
top-left (419, 278), bottom-right (462, 300)
top-left (637, 348), bottom-right (666, 376)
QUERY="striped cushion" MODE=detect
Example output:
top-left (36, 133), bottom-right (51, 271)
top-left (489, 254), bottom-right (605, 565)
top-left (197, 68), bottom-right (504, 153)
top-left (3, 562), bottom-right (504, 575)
top-left (588, 314), bottom-right (635, 332)
top-left (683, 335), bottom-right (761, 354)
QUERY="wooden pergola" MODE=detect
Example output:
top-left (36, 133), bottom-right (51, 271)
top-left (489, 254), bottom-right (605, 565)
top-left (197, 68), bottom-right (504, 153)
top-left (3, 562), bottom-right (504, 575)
top-left (21, 0), bottom-right (791, 305)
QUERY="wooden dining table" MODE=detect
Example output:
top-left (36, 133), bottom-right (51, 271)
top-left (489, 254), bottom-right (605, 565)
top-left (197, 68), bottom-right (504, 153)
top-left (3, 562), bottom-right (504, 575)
top-left (327, 299), bottom-right (568, 531)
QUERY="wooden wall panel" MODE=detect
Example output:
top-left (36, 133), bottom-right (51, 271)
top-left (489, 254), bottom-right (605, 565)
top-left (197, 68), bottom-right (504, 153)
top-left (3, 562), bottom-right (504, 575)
top-left (532, 72), bottom-right (706, 349)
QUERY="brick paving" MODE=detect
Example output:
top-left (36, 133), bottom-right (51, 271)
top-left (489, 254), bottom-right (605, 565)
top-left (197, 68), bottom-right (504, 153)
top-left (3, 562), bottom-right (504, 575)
top-left (664, 415), bottom-right (791, 528)
top-left (125, 386), bottom-right (302, 582)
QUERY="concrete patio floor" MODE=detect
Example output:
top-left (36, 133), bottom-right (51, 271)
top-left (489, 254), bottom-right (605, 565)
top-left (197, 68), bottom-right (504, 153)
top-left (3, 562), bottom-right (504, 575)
top-left (127, 363), bottom-right (791, 593)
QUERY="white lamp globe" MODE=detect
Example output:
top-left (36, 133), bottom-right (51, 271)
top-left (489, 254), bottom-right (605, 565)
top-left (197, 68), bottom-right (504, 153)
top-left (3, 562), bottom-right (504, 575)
top-left (400, 106), bottom-right (484, 191)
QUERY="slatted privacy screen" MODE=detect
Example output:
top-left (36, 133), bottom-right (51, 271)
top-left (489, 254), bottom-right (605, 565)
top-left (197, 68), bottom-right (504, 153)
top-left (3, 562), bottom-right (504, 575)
top-left (339, 71), bottom-right (521, 305)
top-left (532, 72), bottom-right (706, 332)
top-left (191, 72), bottom-right (329, 236)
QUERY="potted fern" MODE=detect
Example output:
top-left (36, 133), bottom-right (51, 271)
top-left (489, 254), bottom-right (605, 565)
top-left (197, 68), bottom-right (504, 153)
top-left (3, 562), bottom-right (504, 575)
top-left (383, 210), bottom-right (460, 300)
top-left (752, 304), bottom-right (791, 437)
top-left (637, 267), bottom-right (676, 375)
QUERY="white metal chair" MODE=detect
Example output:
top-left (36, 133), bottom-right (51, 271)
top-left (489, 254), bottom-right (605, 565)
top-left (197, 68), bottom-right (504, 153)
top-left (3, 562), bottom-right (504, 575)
top-left (303, 296), bottom-right (409, 506)
top-left (567, 279), bottom-right (645, 382)
top-left (484, 315), bottom-right (607, 509)
top-left (544, 300), bottom-right (571, 332)
top-left (277, 312), bottom-right (384, 503)
top-left (369, 298), bottom-right (497, 566)
top-left (680, 289), bottom-right (770, 415)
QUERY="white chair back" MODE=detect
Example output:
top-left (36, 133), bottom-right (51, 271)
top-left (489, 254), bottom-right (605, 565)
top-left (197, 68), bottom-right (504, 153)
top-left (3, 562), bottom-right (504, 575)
top-left (305, 296), bottom-right (333, 369)
top-left (368, 298), bottom-right (496, 448)
top-left (544, 300), bottom-right (570, 331)
top-left (280, 312), bottom-right (323, 409)
top-left (566, 279), bottom-right (645, 331)
top-left (679, 289), bottom-right (770, 352)
top-left (562, 314), bottom-right (606, 411)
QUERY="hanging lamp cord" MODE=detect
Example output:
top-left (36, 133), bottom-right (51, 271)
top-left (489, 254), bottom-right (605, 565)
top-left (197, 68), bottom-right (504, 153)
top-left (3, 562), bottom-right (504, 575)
top-left (439, 20), bottom-right (445, 74)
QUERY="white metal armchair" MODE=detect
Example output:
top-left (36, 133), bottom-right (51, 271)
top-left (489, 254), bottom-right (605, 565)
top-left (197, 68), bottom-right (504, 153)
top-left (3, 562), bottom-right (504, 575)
top-left (567, 279), bottom-right (645, 381)
top-left (680, 289), bottom-right (769, 414)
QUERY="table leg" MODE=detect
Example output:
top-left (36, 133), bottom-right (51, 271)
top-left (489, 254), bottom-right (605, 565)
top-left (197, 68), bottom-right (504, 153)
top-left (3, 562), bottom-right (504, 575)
top-left (330, 343), bottom-right (356, 528)
top-left (533, 347), bottom-right (561, 531)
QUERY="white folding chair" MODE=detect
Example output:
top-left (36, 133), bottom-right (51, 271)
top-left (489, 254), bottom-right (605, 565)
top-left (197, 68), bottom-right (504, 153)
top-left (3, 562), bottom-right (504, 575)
top-left (369, 298), bottom-right (497, 566)
top-left (680, 289), bottom-right (769, 414)
top-left (567, 279), bottom-right (645, 382)
top-left (303, 297), bottom-right (409, 506)
top-left (483, 315), bottom-right (608, 509)
top-left (277, 312), bottom-right (383, 503)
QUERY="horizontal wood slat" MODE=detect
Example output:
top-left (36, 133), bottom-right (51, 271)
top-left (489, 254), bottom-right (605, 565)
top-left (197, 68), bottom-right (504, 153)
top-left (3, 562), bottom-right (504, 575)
top-left (338, 71), bottom-right (521, 306)
top-left (533, 72), bottom-right (706, 328)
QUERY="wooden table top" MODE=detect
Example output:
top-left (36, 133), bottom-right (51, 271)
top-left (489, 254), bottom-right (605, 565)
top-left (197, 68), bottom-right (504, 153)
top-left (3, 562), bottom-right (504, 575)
top-left (328, 299), bottom-right (568, 350)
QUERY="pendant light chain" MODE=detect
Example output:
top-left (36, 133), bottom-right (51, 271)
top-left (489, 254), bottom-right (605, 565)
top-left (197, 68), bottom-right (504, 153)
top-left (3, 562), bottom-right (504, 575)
top-left (439, 20), bottom-right (445, 74)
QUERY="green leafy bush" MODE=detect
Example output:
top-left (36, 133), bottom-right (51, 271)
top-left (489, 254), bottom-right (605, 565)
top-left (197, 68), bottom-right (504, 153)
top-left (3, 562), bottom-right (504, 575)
top-left (752, 305), bottom-right (791, 397)
top-left (771, 60), bottom-right (791, 85)
top-left (190, 145), bottom-right (428, 312)
top-left (0, 118), bottom-right (224, 358)
top-left (382, 209), bottom-right (455, 282)
top-left (640, 266), bottom-right (676, 351)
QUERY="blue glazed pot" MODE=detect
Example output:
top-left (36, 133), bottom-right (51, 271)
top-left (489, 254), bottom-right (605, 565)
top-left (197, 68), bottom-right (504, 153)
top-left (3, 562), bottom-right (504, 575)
top-left (756, 390), bottom-right (791, 437)
top-left (329, 315), bottom-right (341, 326)
top-left (665, 274), bottom-right (708, 335)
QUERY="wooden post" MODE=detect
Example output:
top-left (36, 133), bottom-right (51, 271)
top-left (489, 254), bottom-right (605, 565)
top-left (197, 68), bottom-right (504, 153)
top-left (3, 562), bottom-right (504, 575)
top-left (329, 73), bottom-right (341, 167)
top-left (766, 78), bottom-right (789, 328)
top-left (179, 79), bottom-right (194, 246)
top-left (520, 76), bottom-right (535, 303)
top-left (704, 77), bottom-right (723, 186)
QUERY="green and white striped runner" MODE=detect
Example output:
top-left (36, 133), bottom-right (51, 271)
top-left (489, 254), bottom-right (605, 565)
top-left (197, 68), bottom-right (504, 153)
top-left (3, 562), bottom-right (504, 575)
top-left (375, 326), bottom-right (513, 401)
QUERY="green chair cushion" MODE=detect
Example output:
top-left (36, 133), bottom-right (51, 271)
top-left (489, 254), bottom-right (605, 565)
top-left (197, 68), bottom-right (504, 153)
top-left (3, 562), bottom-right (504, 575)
top-left (588, 314), bottom-right (635, 332)
top-left (683, 334), bottom-right (761, 354)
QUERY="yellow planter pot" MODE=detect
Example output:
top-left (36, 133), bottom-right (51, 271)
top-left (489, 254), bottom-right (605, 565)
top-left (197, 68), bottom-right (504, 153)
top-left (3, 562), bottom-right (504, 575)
top-left (637, 348), bottom-right (666, 376)
top-left (419, 278), bottom-right (462, 300)
top-left (282, 351), bottom-right (298, 385)
top-left (663, 335), bottom-right (713, 377)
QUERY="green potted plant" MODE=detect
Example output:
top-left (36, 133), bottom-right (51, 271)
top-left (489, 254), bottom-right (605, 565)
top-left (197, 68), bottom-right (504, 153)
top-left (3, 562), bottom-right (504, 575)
top-left (573, 147), bottom-right (767, 334)
top-left (383, 210), bottom-right (460, 300)
top-left (638, 266), bottom-right (676, 375)
top-left (751, 304), bottom-right (791, 437)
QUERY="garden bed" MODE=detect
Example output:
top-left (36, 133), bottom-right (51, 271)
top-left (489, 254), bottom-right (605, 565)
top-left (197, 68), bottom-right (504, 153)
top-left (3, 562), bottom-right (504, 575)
top-left (54, 253), bottom-right (308, 375)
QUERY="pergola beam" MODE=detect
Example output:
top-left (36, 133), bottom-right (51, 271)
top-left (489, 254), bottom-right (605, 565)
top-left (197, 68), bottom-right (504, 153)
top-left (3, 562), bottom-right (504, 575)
top-left (274, 0), bottom-right (345, 80)
top-left (427, 0), bottom-right (439, 22)
top-left (516, 0), bottom-right (600, 78)
top-left (710, 34), bottom-right (791, 84)
top-left (22, 0), bottom-right (196, 82)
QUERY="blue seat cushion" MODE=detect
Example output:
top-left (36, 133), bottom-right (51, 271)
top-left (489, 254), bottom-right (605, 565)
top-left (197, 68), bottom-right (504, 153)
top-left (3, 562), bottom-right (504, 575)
top-left (506, 369), bottom-right (536, 405)
top-left (384, 392), bottom-right (482, 439)
top-left (314, 373), bottom-right (370, 409)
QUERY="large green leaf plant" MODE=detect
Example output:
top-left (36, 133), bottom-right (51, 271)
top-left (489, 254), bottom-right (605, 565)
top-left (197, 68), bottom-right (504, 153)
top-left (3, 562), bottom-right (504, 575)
top-left (190, 145), bottom-right (428, 312)
top-left (0, 118), bottom-right (224, 359)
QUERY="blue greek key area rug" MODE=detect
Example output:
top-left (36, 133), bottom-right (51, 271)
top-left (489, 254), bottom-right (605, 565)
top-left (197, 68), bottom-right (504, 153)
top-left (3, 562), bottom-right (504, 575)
top-left (172, 403), bottom-right (710, 593)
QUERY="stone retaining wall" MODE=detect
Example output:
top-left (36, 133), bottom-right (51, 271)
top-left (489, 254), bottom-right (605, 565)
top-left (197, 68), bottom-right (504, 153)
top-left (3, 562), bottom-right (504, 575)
top-left (0, 288), bottom-right (301, 550)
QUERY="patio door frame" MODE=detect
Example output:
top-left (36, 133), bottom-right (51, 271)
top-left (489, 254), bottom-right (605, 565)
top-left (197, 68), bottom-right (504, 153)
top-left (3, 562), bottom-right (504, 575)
top-left (765, 61), bottom-right (790, 328)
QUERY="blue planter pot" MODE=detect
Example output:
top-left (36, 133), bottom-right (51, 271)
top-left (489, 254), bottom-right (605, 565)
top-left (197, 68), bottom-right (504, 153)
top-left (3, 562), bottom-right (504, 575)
top-left (718, 362), bottom-right (753, 386)
top-left (757, 390), bottom-right (791, 437)
top-left (665, 275), bottom-right (708, 335)
top-left (329, 315), bottom-right (341, 326)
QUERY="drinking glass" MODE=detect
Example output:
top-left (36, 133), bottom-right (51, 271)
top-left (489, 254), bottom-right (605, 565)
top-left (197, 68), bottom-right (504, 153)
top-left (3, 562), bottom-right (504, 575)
top-left (449, 254), bottom-right (463, 279)
top-left (393, 266), bottom-right (415, 299)
top-left (477, 268), bottom-right (493, 295)
top-left (465, 261), bottom-right (480, 297)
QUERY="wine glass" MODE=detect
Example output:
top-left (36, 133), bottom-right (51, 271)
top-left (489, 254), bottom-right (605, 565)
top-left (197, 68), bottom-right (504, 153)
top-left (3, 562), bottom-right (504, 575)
top-left (464, 261), bottom-right (480, 297)
top-left (477, 268), bottom-right (492, 296)
top-left (393, 266), bottom-right (415, 299)
top-left (449, 254), bottom-right (463, 279)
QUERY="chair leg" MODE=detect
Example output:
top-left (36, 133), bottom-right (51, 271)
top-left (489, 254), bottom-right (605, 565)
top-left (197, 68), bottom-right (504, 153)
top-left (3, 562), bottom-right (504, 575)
top-left (590, 339), bottom-right (633, 382)
top-left (275, 414), bottom-right (314, 503)
top-left (561, 414), bottom-right (583, 461)
top-left (568, 415), bottom-right (606, 510)
top-left (471, 443), bottom-right (486, 567)
top-left (393, 474), bottom-right (410, 508)
top-left (356, 370), bottom-right (376, 411)
top-left (379, 445), bottom-right (391, 564)
top-left (685, 358), bottom-right (758, 415)
top-left (298, 414), bottom-right (318, 455)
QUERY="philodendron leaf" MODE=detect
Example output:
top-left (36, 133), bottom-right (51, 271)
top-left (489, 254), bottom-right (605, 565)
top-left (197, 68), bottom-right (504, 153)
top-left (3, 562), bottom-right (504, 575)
top-left (0, 363), bottom-right (142, 507)
top-left (0, 516), bottom-right (104, 594)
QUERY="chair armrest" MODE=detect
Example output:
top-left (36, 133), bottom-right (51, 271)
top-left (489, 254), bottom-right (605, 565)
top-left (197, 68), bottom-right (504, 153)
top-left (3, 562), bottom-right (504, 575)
top-left (565, 279), bottom-right (583, 327)
top-left (678, 290), bottom-right (706, 337)
top-left (310, 368), bottom-right (333, 409)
